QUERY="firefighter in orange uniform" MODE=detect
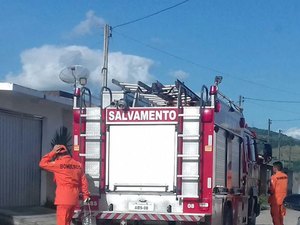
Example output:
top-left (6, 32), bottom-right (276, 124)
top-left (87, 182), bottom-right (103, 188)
top-left (39, 145), bottom-right (90, 225)
top-left (268, 161), bottom-right (288, 225)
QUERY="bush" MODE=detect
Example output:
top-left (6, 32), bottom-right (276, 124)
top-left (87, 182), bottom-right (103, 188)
top-left (259, 195), bottom-right (269, 210)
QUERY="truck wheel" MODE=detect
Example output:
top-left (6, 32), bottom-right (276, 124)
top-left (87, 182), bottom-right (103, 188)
top-left (168, 222), bottom-right (176, 225)
top-left (72, 219), bottom-right (82, 225)
top-left (96, 219), bottom-right (112, 225)
top-left (255, 202), bottom-right (260, 217)
top-left (223, 205), bottom-right (233, 225)
top-left (247, 197), bottom-right (257, 225)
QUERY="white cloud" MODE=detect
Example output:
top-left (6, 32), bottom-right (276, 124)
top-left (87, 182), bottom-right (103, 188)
top-left (69, 10), bottom-right (105, 37)
top-left (5, 45), bottom-right (155, 95)
top-left (169, 70), bottom-right (189, 80)
top-left (284, 127), bottom-right (300, 140)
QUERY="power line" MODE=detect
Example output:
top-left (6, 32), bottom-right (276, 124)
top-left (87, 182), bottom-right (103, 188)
top-left (108, 1), bottom-right (299, 96)
top-left (272, 118), bottom-right (300, 122)
top-left (244, 97), bottom-right (300, 103)
top-left (113, 30), bottom-right (300, 96)
top-left (113, 30), bottom-right (223, 73)
top-left (245, 100), bottom-right (300, 118)
top-left (112, 0), bottom-right (190, 29)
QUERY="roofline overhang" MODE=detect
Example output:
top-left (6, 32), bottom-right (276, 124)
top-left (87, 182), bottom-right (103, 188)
top-left (0, 83), bottom-right (73, 106)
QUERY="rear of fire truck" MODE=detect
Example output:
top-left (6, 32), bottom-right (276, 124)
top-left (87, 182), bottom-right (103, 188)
top-left (72, 77), bottom-right (271, 225)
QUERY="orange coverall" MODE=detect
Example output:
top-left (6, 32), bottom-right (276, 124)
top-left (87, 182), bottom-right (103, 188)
top-left (39, 146), bottom-right (90, 225)
top-left (268, 171), bottom-right (288, 225)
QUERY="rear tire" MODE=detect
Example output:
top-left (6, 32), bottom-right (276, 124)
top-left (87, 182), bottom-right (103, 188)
top-left (247, 197), bottom-right (257, 225)
top-left (96, 219), bottom-right (113, 225)
top-left (168, 222), bottom-right (176, 225)
top-left (223, 204), bottom-right (233, 225)
top-left (72, 219), bottom-right (82, 225)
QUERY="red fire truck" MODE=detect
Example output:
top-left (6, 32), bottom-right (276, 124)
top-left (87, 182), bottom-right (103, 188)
top-left (72, 76), bottom-right (271, 225)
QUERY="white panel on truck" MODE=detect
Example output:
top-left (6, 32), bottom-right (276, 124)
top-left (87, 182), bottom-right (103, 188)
top-left (107, 124), bottom-right (177, 192)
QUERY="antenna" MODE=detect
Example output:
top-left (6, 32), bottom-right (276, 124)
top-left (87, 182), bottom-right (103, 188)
top-left (59, 65), bottom-right (90, 87)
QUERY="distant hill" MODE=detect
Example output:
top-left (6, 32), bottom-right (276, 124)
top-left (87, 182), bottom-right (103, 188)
top-left (250, 127), bottom-right (300, 171)
top-left (250, 127), bottom-right (300, 147)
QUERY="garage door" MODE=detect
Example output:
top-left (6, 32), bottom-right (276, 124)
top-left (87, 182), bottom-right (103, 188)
top-left (0, 110), bottom-right (42, 207)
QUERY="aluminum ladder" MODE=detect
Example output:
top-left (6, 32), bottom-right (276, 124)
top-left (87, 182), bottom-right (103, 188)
top-left (79, 107), bottom-right (101, 194)
top-left (177, 107), bottom-right (201, 199)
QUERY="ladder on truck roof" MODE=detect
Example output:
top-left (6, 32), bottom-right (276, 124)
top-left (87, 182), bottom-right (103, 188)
top-left (112, 79), bottom-right (203, 107)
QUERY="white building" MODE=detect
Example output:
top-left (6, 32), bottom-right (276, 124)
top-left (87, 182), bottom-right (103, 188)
top-left (0, 83), bottom-right (73, 207)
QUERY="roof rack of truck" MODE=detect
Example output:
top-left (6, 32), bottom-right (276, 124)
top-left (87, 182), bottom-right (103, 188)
top-left (112, 79), bottom-right (202, 107)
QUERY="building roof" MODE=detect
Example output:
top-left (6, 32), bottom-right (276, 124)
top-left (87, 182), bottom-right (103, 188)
top-left (0, 83), bottom-right (73, 106)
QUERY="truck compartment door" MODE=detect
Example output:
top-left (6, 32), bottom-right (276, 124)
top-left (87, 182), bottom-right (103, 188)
top-left (107, 124), bottom-right (177, 192)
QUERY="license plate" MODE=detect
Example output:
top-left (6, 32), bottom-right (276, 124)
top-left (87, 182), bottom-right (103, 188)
top-left (128, 202), bottom-right (154, 211)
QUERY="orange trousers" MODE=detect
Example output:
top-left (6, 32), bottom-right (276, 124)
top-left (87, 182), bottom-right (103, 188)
top-left (270, 204), bottom-right (286, 225)
top-left (56, 205), bottom-right (76, 225)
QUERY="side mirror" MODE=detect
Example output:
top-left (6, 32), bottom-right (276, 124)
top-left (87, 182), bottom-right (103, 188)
top-left (263, 144), bottom-right (272, 163)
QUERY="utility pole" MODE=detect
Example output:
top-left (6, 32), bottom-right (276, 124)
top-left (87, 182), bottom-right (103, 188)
top-left (101, 24), bottom-right (112, 88)
top-left (289, 144), bottom-right (292, 169)
top-left (278, 129), bottom-right (282, 160)
top-left (267, 119), bottom-right (272, 143)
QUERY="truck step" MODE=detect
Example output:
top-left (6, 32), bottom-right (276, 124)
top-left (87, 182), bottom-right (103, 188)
top-left (80, 134), bottom-right (101, 138)
top-left (177, 134), bottom-right (200, 138)
top-left (80, 114), bottom-right (101, 118)
top-left (80, 114), bottom-right (101, 122)
top-left (79, 153), bottom-right (100, 158)
top-left (177, 154), bottom-right (199, 159)
top-left (177, 195), bottom-right (199, 199)
top-left (177, 175), bottom-right (199, 179)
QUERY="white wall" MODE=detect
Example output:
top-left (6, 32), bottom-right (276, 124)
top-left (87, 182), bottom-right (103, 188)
top-left (0, 90), bottom-right (72, 205)
top-left (292, 172), bottom-right (300, 194)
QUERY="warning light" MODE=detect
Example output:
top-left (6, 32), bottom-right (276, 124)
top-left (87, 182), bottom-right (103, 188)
top-left (74, 87), bottom-right (81, 97)
top-left (73, 110), bottom-right (80, 123)
top-left (209, 85), bottom-right (218, 95)
top-left (201, 109), bottom-right (213, 123)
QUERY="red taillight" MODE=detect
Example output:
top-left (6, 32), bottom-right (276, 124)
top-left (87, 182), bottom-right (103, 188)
top-left (201, 109), bottom-right (213, 123)
top-left (210, 85), bottom-right (218, 95)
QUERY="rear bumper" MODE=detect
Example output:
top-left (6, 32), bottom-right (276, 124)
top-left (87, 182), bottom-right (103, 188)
top-left (74, 210), bottom-right (207, 222)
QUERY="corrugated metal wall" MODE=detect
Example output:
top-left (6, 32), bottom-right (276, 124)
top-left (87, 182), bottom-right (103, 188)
top-left (0, 110), bottom-right (42, 207)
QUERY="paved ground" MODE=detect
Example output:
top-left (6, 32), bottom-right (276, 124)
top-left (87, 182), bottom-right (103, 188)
top-left (0, 206), bottom-right (299, 225)
top-left (257, 208), bottom-right (300, 225)
top-left (0, 207), bottom-right (56, 225)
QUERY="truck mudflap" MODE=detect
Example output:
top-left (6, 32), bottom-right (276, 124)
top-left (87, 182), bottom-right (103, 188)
top-left (74, 211), bottom-right (206, 222)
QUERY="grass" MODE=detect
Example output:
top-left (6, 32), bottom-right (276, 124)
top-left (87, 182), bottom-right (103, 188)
top-left (259, 195), bottom-right (269, 210)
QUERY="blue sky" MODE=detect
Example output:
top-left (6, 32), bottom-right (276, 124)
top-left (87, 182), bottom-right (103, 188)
top-left (1, 0), bottom-right (300, 137)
